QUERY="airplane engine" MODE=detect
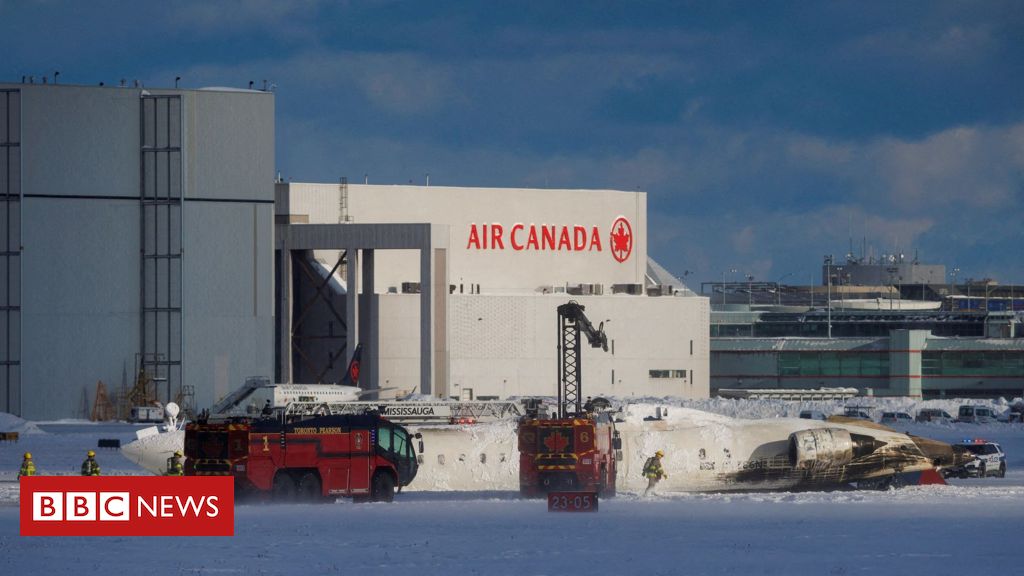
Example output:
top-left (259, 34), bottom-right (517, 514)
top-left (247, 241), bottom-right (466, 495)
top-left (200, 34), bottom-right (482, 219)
top-left (788, 428), bottom-right (887, 469)
top-left (788, 428), bottom-right (856, 469)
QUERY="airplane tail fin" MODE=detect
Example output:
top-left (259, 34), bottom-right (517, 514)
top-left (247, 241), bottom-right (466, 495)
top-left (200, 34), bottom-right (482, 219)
top-left (339, 344), bottom-right (363, 387)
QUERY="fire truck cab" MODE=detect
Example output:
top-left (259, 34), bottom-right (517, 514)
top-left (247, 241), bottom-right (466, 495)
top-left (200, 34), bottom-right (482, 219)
top-left (185, 411), bottom-right (421, 502)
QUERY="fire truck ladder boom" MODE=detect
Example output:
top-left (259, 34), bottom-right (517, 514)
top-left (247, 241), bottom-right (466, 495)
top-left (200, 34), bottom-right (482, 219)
top-left (556, 301), bottom-right (608, 419)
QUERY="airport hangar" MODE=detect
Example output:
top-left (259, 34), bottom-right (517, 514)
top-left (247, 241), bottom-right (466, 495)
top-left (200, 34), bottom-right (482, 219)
top-left (0, 81), bottom-right (709, 420)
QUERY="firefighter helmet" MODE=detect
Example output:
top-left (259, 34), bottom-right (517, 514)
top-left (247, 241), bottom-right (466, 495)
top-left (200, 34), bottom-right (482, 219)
top-left (174, 450), bottom-right (183, 457)
top-left (24, 452), bottom-right (32, 459)
top-left (655, 450), bottom-right (664, 458)
top-left (87, 450), bottom-right (96, 457)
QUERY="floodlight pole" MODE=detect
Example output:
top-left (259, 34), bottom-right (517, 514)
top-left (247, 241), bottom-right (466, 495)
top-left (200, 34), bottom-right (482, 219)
top-left (825, 255), bottom-right (833, 339)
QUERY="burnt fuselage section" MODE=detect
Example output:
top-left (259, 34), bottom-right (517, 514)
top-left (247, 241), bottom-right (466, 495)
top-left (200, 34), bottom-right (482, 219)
top-left (638, 413), bottom-right (967, 492)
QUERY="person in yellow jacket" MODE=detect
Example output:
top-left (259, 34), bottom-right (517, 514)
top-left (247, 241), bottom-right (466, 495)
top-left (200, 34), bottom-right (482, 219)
top-left (19, 452), bottom-right (36, 477)
top-left (81, 450), bottom-right (101, 476)
top-left (642, 450), bottom-right (667, 496)
top-left (166, 450), bottom-right (184, 476)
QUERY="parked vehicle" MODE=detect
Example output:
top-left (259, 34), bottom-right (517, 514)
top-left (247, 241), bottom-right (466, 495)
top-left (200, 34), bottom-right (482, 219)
top-left (880, 412), bottom-right (913, 426)
top-left (799, 410), bottom-right (827, 421)
top-left (943, 440), bottom-right (1006, 478)
top-left (185, 411), bottom-right (422, 502)
top-left (915, 409), bottom-right (953, 423)
top-left (957, 405), bottom-right (997, 424)
top-left (842, 407), bottom-right (872, 420)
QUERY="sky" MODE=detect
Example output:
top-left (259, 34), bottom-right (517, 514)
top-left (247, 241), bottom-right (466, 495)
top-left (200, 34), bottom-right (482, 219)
top-left (2, 1), bottom-right (1023, 288)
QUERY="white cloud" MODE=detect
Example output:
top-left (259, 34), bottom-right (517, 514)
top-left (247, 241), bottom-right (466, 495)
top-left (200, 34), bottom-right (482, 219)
top-left (163, 50), bottom-right (456, 116)
top-left (866, 124), bottom-right (1022, 211)
top-left (842, 22), bottom-right (997, 67)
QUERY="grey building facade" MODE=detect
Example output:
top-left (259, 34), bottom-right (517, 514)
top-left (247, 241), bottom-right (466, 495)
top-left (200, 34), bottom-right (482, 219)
top-left (0, 82), bottom-right (274, 419)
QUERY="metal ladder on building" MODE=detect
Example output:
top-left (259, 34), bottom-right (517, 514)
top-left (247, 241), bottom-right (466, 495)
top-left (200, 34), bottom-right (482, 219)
top-left (338, 176), bottom-right (352, 223)
top-left (139, 94), bottom-right (183, 405)
top-left (0, 89), bottom-right (21, 414)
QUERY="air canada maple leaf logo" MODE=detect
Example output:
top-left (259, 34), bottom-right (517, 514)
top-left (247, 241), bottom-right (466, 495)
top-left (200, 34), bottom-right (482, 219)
top-left (610, 216), bottom-right (633, 263)
top-left (543, 432), bottom-right (570, 452)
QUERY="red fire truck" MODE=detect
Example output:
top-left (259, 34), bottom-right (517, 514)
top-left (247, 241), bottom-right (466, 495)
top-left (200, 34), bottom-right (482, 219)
top-left (518, 411), bottom-right (620, 497)
top-left (518, 302), bottom-right (622, 497)
top-left (185, 411), bottom-right (422, 502)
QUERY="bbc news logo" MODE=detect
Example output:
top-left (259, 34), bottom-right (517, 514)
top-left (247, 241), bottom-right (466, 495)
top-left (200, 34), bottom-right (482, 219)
top-left (20, 476), bottom-right (234, 536)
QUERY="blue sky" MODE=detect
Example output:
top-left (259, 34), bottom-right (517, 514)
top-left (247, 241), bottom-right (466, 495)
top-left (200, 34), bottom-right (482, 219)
top-left (3, 1), bottom-right (1022, 288)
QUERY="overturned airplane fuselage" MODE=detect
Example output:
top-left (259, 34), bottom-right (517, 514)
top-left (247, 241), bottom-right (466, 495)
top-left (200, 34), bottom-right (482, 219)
top-left (409, 407), bottom-right (972, 493)
top-left (123, 405), bottom-right (971, 493)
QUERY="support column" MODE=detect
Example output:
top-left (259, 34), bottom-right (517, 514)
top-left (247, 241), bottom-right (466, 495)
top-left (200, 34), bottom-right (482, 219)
top-left (417, 247), bottom-right (448, 398)
top-left (276, 249), bottom-right (293, 383)
top-left (433, 248), bottom-right (448, 399)
top-left (360, 249), bottom-right (377, 394)
top-left (420, 248), bottom-right (434, 396)
top-left (346, 248), bottom-right (358, 378)
top-left (889, 329), bottom-right (925, 398)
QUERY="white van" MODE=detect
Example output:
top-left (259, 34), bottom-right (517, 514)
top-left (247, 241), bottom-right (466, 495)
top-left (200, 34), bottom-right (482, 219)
top-left (799, 410), bottom-right (827, 421)
top-left (957, 405), bottom-right (996, 424)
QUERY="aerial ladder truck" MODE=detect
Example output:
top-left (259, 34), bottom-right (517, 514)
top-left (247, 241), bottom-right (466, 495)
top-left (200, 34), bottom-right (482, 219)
top-left (517, 301), bottom-right (622, 497)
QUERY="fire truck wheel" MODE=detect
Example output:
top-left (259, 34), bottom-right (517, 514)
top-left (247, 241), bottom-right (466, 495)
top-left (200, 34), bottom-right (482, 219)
top-left (297, 472), bottom-right (322, 501)
top-left (272, 472), bottom-right (297, 502)
top-left (371, 471), bottom-right (396, 502)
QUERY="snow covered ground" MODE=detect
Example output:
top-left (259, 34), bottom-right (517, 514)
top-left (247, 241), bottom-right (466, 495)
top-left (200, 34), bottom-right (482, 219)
top-left (2, 399), bottom-right (1023, 575)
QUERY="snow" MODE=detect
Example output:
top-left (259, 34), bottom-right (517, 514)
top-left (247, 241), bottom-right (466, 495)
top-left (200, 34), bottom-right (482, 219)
top-left (2, 486), bottom-right (1022, 574)
top-left (3, 401), bottom-right (1024, 574)
top-left (0, 412), bottom-right (46, 435)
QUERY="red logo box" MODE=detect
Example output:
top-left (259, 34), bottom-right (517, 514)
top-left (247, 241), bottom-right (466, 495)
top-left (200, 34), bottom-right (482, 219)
top-left (20, 476), bottom-right (234, 536)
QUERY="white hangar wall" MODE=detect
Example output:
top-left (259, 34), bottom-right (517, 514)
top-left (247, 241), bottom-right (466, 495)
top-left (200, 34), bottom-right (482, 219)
top-left (372, 293), bottom-right (710, 400)
top-left (278, 182), bottom-right (710, 400)
top-left (279, 183), bottom-right (648, 292)
top-left (3, 83), bottom-right (274, 419)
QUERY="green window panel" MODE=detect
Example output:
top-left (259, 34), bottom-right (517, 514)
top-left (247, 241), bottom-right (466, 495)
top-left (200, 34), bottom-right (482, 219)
top-left (922, 352), bottom-right (941, 376)
top-left (861, 355), bottom-right (890, 377)
top-left (779, 353), bottom-right (801, 376)
top-left (819, 352), bottom-right (841, 376)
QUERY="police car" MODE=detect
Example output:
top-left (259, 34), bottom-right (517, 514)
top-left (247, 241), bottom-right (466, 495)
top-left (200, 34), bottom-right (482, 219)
top-left (944, 439), bottom-right (1006, 479)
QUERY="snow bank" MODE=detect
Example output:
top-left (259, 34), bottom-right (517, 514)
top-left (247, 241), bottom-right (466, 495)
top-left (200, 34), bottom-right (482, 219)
top-left (618, 395), bottom-right (1020, 422)
top-left (0, 412), bottom-right (46, 435)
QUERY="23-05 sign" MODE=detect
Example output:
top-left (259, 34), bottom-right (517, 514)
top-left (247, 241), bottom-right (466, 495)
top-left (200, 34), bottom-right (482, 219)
top-left (547, 492), bottom-right (598, 513)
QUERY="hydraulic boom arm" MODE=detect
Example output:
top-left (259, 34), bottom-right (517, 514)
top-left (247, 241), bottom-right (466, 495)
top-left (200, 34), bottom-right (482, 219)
top-left (556, 301), bottom-right (609, 418)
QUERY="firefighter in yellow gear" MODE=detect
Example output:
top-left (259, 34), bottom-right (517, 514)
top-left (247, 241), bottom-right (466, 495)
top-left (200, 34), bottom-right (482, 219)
top-left (81, 450), bottom-right (101, 476)
top-left (642, 450), bottom-right (667, 496)
top-left (19, 452), bottom-right (36, 477)
top-left (166, 450), bottom-right (184, 476)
